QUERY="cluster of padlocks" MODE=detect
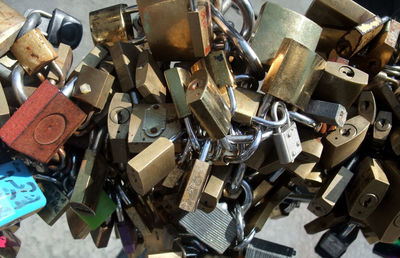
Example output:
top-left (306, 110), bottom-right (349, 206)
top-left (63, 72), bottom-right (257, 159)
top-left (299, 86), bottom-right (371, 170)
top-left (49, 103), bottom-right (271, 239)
top-left (1, 0), bottom-right (400, 257)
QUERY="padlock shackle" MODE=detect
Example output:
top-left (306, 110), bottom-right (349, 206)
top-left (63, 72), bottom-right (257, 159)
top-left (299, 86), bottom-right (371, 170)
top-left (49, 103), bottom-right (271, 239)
top-left (61, 76), bottom-right (77, 98)
top-left (117, 184), bottom-right (132, 206)
top-left (224, 126), bottom-right (262, 163)
top-left (16, 12), bottom-right (41, 40)
top-left (199, 139), bottom-right (211, 161)
top-left (123, 5), bottom-right (139, 14)
top-left (226, 85), bottom-right (236, 116)
top-left (231, 0), bottom-right (255, 41)
top-left (11, 64), bottom-right (28, 105)
top-left (184, 117), bottom-right (201, 152)
top-left (289, 111), bottom-right (318, 129)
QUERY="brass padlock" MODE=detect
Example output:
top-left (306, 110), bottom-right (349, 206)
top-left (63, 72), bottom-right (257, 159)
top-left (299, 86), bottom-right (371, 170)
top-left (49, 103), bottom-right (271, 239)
top-left (358, 91), bottom-right (377, 124)
top-left (373, 111), bottom-right (392, 146)
top-left (321, 115), bottom-right (369, 169)
top-left (313, 62), bottom-right (369, 109)
top-left (90, 217), bottom-right (114, 248)
top-left (336, 16), bottom-right (387, 58)
top-left (366, 160), bottom-right (400, 243)
top-left (0, 82), bottom-right (10, 127)
top-left (37, 182), bottom-right (69, 226)
top-left (72, 65), bottom-right (115, 111)
top-left (164, 67), bottom-right (191, 119)
top-left (252, 180), bottom-right (274, 206)
top-left (204, 50), bottom-right (235, 94)
top-left (10, 28), bottom-right (58, 75)
top-left (250, 1), bottom-right (322, 65)
top-left (89, 4), bottom-right (135, 45)
top-left (108, 93), bottom-right (132, 163)
top-left (316, 28), bottom-right (347, 59)
top-left (109, 42), bottom-right (142, 92)
top-left (162, 167), bottom-right (185, 189)
top-left (69, 46), bottom-right (108, 79)
top-left (128, 104), bottom-right (182, 153)
top-left (261, 38), bottom-right (325, 111)
top-left (0, 1), bottom-right (25, 57)
top-left (186, 70), bottom-right (231, 140)
top-left (127, 137), bottom-right (176, 196)
top-left (66, 208), bottom-right (91, 239)
top-left (136, 50), bottom-right (167, 104)
top-left (137, 0), bottom-right (211, 60)
top-left (346, 157), bottom-right (389, 220)
top-left (48, 43), bottom-right (73, 83)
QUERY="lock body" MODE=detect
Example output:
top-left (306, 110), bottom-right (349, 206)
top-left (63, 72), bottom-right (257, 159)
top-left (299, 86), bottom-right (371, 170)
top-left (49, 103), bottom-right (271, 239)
top-left (0, 2), bottom-right (25, 57)
top-left (66, 208), bottom-right (90, 239)
top-left (0, 81), bottom-right (86, 163)
top-left (251, 2), bottom-right (322, 65)
top-left (204, 50), bottom-right (235, 94)
top-left (358, 91), bottom-right (377, 124)
top-left (48, 43), bottom-right (73, 83)
top-left (305, 100), bottom-right (347, 127)
top-left (10, 28), bottom-right (58, 75)
top-left (261, 38), bottom-right (325, 111)
top-left (90, 218), bottom-right (114, 248)
top-left (127, 137), bottom-right (175, 195)
top-left (89, 4), bottom-right (134, 45)
top-left (273, 122), bottom-right (302, 164)
top-left (162, 167), bottom-right (185, 189)
top-left (164, 67), bottom-right (191, 119)
top-left (37, 182), bottom-right (69, 226)
top-left (70, 46), bottom-right (108, 78)
top-left (186, 70), bottom-right (231, 140)
top-left (373, 111), bottom-right (392, 145)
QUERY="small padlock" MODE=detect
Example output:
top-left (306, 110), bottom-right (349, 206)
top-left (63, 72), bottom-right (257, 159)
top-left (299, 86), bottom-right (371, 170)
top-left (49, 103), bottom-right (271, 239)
top-left (313, 62), bottom-right (369, 109)
top-left (89, 4), bottom-right (136, 45)
top-left (358, 91), bottom-right (377, 124)
top-left (373, 111), bottom-right (392, 146)
top-left (0, 2), bottom-right (25, 57)
top-left (186, 70), bottom-right (231, 140)
top-left (273, 117), bottom-right (302, 165)
top-left (72, 65), bottom-right (115, 111)
top-left (0, 82), bottom-right (10, 127)
top-left (90, 217), bottom-right (114, 248)
top-left (305, 99), bottom-right (347, 127)
top-left (69, 45), bottom-right (108, 79)
top-left (250, 1), bottom-right (322, 65)
top-left (66, 208), bottom-right (90, 239)
top-left (346, 157), bottom-right (389, 220)
top-left (37, 182), bottom-right (69, 226)
top-left (164, 67), bottom-right (192, 119)
top-left (136, 50), bottom-right (167, 104)
top-left (0, 80), bottom-right (86, 163)
top-left (261, 38), bottom-right (325, 111)
top-left (108, 93), bottom-right (132, 163)
top-left (180, 140), bottom-right (212, 212)
top-left (308, 157), bottom-right (355, 217)
top-left (321, 115), bottom-right (369, 169)
top-left (109, 42), bottom-right (142, 93)
top-left (204, 50), bottom-right (236, 94)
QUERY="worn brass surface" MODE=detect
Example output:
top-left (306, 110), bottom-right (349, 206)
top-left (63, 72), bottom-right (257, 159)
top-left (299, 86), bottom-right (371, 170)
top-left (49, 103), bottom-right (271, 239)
top-left (200, 166), bottom-right (232, 212)
top-left (162, 167), bottom-right (185, 189)
top-left (48, 43), bottom-right (73, 83)
top-left (164, 67), bottom-right (191, 119)
top-left (205, 50), bottom-right (235, 94)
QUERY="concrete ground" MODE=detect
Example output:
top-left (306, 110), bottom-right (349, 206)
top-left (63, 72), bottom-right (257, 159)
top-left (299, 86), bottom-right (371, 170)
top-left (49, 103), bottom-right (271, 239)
top-left (3, 0), bottom-right (379, 257)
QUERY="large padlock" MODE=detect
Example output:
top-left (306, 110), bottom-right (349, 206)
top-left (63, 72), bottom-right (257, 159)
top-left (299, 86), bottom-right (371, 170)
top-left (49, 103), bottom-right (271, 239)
top-left (261, 38), bottom-right (325, 111)
top-left (186, 69), bottom-right (231, 140)
top-left (0, 2), bottom-right (25, 57)
top-left (0, 160), bottom-right (46, 228)
top-left (250, 1), bottom-right (322, 66)
top-left (0, 80), bottom-right (86, 163)
top-left (137, 0), bottom-right (211, 60)
top-left (89, 4), bottom-right (136, 45)
top-left (313, 62), bottom-right (368, 109)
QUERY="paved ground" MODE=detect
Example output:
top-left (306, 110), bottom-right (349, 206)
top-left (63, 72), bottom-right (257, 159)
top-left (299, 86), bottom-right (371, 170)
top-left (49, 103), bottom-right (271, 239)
top-left (3, 0), bottom-right (379, 257)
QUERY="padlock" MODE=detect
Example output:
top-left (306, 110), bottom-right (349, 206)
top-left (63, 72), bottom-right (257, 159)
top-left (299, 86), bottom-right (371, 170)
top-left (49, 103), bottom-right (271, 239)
top-left (69, 45), bottom-right (108, 79)
top-left (250, 1), bottom-right (322, 66)
top-left (199, 165), bottom-right (232, 213)
top-left (308, 157), bottom-right (355, 217)
top-left (313, 62), bottom-right (369, 109)
top-left (336, 16), bottom-right (387, 58)
top-left (316, 28), bottom-right (348, 59)
top-left (0, 2), bottom-right (25, 57)
top-left (305, 0), bottom-right (375, 29)
top-left (273, 119), bottom-right (302, 165)
top-left (204, 50), bottom-right (235, 94)
top-left (0, 160), bottom-right (46, 228)
top-left (89, 4), bottom-right (136, 45)
top-left (128, 104), bottom-right (182, 153)
top-left (261, 38), bottom-right (325, 111)
top-left (357, 91), bottom-right (377, 124)
top-left (0, 80), bottom-right (86, 163)
top-left (252, 168), bottom-right (284, 205)
top-left (47, 43), bottom-right (73, 84)
top-left (0, 82), bottom-right (10, 127)
top-left (108, 93), bottom-right (132, 163)
top-left (70, 128), bottom-right (107, 215)
top-left (135, 50), bottom-right (167, 104)
top-left (137, 0), bottom-right (211, 60)
top-left (305, 100), bottom-right (347, 127)
top-left (346, 157), bottom-right (389, 220)
top-left (164, 67), bottom-right (191, 119)
top-left (179, 140), bottom-right (211, 212)
top-left (320, 115), bottom-right (369, 169)
top-left (90, 217), bottom-right (114, 248)
top-left (37, 182), bottom-right (69, 226)
top-left (186, 70), bottom-right (231, 140)
top-left (304, 207), bottom-right (348, 234)
top-left (373, 111), bottom-right (392, 146)
top-left (114, 193), bottom-right (135, 255)
top-left (109, 42), bottom-right (142, 93)
top-left (10, 28), bottom-right (58, 76)
top-left (127, 137), bottom-right (176, 196)
top-left (46, 8), bottom-right (83, 49)
top-left (72, 65), bottom-right (115, 111)
top-left (245, 237), bottom-right (296, 258)
top-left (371, 80), bottom-right (400, 121)
top-left (162, 167), bottom-right (186, 189)
top-left (66, 208), bottom-right (90, 239)
top-left (351, 19), bottom-right (400, 76)
top-left (179, 202), bottom-right (237, 254)
top-left (390, 127), bottom-right (400, 155)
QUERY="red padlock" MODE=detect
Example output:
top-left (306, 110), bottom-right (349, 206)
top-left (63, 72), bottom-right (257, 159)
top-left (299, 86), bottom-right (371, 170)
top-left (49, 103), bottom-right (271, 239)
top-left (0, 80), bottom-right (86, 163)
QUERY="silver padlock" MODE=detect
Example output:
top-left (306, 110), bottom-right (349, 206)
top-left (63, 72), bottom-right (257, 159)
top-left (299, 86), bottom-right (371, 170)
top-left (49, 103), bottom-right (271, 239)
top-left (305, 99), bottom-right (347, 127)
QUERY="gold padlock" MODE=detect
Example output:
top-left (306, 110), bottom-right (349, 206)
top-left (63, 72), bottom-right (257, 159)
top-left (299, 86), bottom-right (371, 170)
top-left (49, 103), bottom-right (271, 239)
top-left (162, 167), bottom-right (185, 189)
top-left (136, 50), bottom-right (167, 104)
top-left (252, 180), bottom-right (274, 206)
top-left (0, 1), bottom-right (25, 57)
top-left (250, 1), bottom-right (322, 65)
top-left (69, 46), bottom-right (108, 79)
top-left (164, 67), bottom-right (191, 119)
top-left (10, 28), bottom-right (58, 75)
top-left (321, 115), bottom-right (369, 169)
top-left (186, 69), bottom-right (231, 140)
top-left (316, 28), bottom-right (347, 59)
top-left (204, 50), bottom-right (235, 94)
top-left (346, 157), bottom-right (389, 220)
top-left (313, 62), bottom-right (369, 109)
top-left (261, 38), bottom-right (325, 111)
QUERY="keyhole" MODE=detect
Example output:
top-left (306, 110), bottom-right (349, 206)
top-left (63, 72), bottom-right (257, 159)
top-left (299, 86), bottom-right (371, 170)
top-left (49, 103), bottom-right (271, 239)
top-left (340, 127), bottom-right (352, 136)
top-left (339, 66), bottom-right (355, 78)
top-left (360, 101), bottom-right (370, 111)
top-left (362, 196), bottom-right (373, 208)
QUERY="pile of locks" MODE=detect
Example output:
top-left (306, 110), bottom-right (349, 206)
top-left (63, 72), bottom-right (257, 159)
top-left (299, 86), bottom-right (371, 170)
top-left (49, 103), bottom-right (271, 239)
top-left (1, 0), bottom-right (400, 257)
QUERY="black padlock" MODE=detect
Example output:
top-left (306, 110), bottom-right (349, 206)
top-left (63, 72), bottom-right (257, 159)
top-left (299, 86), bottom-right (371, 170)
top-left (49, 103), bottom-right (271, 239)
top-left (47, 8), bottom-right (83, 49)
